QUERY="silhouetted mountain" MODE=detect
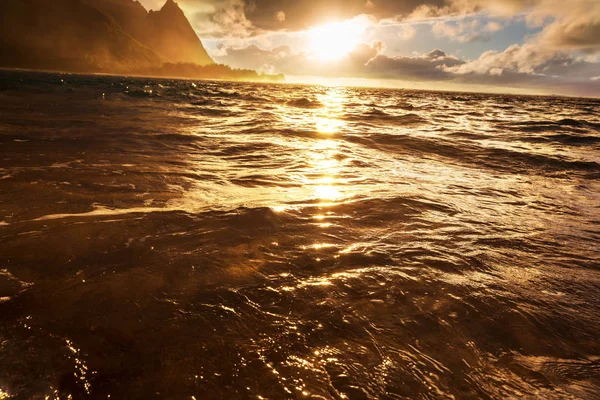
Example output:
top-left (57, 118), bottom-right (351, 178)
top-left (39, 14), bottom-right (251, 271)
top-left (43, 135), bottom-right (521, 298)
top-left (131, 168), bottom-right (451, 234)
top-left (0, 0), bottom-right (281, 81)
top-left (145, 0), bottom-right (213, 65)
top-left (0, 0), bottom-right (163, 72)
top-left (85, 0), bottom-right (213, 66)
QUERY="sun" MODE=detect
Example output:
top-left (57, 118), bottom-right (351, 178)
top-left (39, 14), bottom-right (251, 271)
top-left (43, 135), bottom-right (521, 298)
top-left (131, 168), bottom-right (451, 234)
top-left (307, 20), bottom-right (366, 62)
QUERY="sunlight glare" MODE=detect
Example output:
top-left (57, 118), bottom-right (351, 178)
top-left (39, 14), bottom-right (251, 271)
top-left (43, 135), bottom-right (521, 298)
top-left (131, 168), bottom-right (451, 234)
top-left (307, 20), bottom-right (366, 62)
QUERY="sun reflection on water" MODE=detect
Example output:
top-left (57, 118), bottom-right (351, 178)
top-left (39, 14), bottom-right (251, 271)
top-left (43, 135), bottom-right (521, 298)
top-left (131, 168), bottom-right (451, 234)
top-left (314, 89), bottom-right (346, 135)
top-left (314, 117), bottom-right (345, 134)
top-left (0, 388), bottom-right (10, 400)
top-left (268, 87), bottom-right (356, 214)
top-left (314, 182), bottom-right (342, 200)
top-left (309, 89), bottom-right (348, 204)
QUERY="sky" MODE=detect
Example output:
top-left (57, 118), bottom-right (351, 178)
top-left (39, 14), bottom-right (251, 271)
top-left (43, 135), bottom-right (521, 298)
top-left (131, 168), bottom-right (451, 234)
top-left (139, 0), bottom-right (600, 96)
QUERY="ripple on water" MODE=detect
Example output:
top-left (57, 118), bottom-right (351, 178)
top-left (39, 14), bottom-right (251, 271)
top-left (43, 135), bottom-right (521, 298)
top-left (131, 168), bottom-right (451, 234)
top-left (0, 70), bottom-right (599, 399)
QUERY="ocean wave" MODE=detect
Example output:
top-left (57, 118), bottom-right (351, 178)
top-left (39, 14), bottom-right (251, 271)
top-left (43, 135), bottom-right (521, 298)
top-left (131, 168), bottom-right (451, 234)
top-left (344, 109), bottom-right (427, 125)
top-left (286, 97), bottom-right (324, 108)
top-left (353, 133), bottom-right (600, 176)
top-left (521, 133), bottom-right (600, 146)
top-left (0, 70), bottom-right (599, 399)
top-left (497, 118), bottom-right (600, 133)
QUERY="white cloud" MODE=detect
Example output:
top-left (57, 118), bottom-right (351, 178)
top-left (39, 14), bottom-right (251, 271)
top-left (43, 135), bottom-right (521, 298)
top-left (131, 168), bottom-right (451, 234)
top-left (436, 0), bottom-right (600, 53)
top-left (441, 43), bottom-right (588, 76)
top-left (431, 18), bottom-right (503, 43)
top-left (397, 24), bottom-right (417, 40)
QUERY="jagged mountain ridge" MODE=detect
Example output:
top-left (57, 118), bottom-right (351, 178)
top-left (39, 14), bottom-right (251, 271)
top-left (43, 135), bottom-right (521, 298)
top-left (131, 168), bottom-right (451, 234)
top-left (85, 0), bottom-right (213, 66)
top-left (146, 0), bottom-right (213, 65)
top-left (0, 0), bottom-right (213, 73)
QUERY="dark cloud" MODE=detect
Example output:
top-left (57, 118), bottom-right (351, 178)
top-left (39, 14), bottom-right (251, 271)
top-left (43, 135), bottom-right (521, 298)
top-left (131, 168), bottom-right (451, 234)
top-left (241, 0), bottom-right (445, 30)
top-left (170, 0), bottom-right (445, 34)
top-left (363, 49), bottom-right (464, 80)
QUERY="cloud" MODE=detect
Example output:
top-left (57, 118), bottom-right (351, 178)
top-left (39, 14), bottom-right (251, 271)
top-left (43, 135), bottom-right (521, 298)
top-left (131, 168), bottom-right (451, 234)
top-left (213, 44), bottom-right (305, 73)
top-left (431, 19), bottom-right (504, 42)
top-left (216, 44), bottom-right (462, 81)
top-left (397, 24), bottom-right (417, 40)
top-left (439, 42), bottom-right (600, 95)
top-left (190, 0), bottom-right (255, 38)
top-left (139, 0), bottom-right (600, 58)
top-left (137, 0), bottom-right (600, 95)
top-left (442, 43), bottom-right (569, 75)
top-left (236, 0), bottom-right (446, 31)
top-left (364, 49), bottom-right (464, 80)
top-left (214, 41), bottom-right (600, 95)
top-left (275, 11), bottom-right (286, 22)
top-left (149, 0), bottom-right (444, 36)
top-left (535, 2), bottom-right (600, 53)
top-left (420, 0), bottom-right (600, 53)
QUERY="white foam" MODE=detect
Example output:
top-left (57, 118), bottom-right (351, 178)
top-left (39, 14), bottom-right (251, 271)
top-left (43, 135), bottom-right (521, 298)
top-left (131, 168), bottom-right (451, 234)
top-left (33, 205), bottom-right (169, 221)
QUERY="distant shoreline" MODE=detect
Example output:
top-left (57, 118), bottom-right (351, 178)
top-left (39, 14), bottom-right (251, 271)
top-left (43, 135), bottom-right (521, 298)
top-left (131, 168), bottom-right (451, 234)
top-left (0, 63), bottom-right (285, 84)
top-left (3, 67), bottom-right (598, 101)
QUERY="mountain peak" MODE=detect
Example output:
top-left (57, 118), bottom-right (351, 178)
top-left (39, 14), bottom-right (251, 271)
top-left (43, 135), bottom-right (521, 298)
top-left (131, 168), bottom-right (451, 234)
top-left (84, 0), bottom-right (212, 65)
top-left (161, 0), bottom-right (179, 11)
top-left (145, 0), bottom-right (213, 65)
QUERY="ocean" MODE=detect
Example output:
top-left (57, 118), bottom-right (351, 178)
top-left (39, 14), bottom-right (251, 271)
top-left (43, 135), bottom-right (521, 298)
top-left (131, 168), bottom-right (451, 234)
top-left (0, 70), bottom-right (599, 399)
